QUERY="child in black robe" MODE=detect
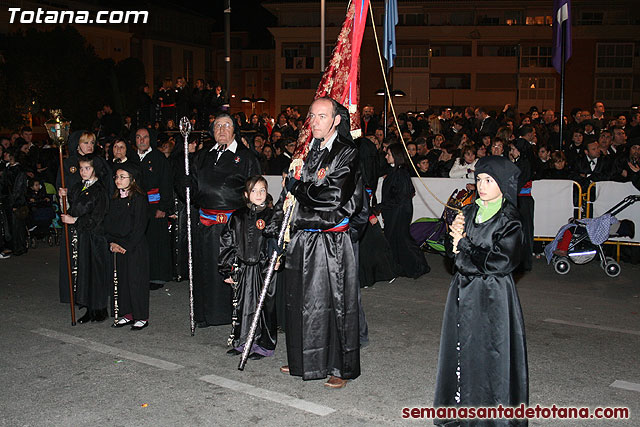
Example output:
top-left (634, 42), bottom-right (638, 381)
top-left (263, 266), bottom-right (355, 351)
top-left (58, 155), bottom-right (110, 323)
top-left (219, 175), bottom-right (279, 359)
top-left (104, 163), bottom-right (151, 330)
top-left (434, 156), bottom-right (528, 426)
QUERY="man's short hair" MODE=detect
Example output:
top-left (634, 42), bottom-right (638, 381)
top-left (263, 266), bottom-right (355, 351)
top-left (520, 126), bottom-right (534, 137)
top-left (20, 126), bottom-right (32, 133)
top-left (313, 96), bottom-right (338, 118)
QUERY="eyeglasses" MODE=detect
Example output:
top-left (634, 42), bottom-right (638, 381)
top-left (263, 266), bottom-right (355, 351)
top-left (214, 123), bottom-right (233, 130)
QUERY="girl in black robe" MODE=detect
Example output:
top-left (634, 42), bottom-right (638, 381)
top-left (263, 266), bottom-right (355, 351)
top-left (219, 176), bottom-right (279, 359)
top-left (434, 156), bottom-right (528, 426)
top-left (378, 143), bottom-right (430, 279)
top-left (104, 163), bottom-right (151, 330)
top-left (58, 156), bottom-right (110, 323)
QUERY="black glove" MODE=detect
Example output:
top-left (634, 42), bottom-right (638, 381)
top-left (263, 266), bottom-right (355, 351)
top-left (285, 176), bottom-right (300, 193)
top-left (267, 238), bottom-right (283, 256)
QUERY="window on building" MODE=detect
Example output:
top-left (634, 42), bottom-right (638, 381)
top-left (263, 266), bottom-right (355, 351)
top-left (398, 13), bottom-right (426, 26)
top-left (430, 74), bottom-right (471, 89)
top-left (477, 15), bottom-right (500, 26)
top-left (431, 44), bottom-right (471, 57)
top-left (449, 12), bottom-right (474, 25)
top-left (596, 77), bottom-right (632, 102)
top-left (525, 15), bottom-right (552, 25)
top-left (578, 11), bottom-right (604, 25)
top-left (396, 46), bottom-right (429, 68)
top-left (521, 46), bottom-right (552, 68)
top-left (243, 55), bottom-right (259, 69)
top-left (519, 76), bottom-right (555, 100)
top-left (505, 11), bottom-right (523, 26)
top-left (478, 45), bottom-right (518, 57)
top-left (283, 43), bottom-right (319, 70)
top-left (476, 74), bottom-right (517, 90)
top-left (428, 12), bottom-right (448, 26)
top-left (596, 43), bottom-right (634, 69)
top-left (281, 74), bottom-right (321, 90)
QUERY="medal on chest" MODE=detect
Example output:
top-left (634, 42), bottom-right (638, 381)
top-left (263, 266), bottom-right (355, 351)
top-left (234, 156), bottom-right (241, 164)
top-left (69, 166), bottom-right (77, 173)
top-left (256, 219), bottom-right (265, 230)
top-left (317, 167), bottom-right (327, 179)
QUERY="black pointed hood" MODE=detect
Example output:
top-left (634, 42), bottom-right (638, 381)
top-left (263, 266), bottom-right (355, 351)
top-left (475, 156), bottom-right (521, 206)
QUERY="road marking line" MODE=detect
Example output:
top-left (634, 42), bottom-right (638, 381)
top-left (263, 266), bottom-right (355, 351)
top-left (543, 319), bottom-right (640, 336)
top-left (32, 328), bottom-right (184, 371)
top-left (610, 380), bottom-right (640, 393)
top-left (199, 374), bottom-right (336, 416)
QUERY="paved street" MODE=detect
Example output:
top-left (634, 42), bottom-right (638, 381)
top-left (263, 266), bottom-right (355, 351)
top-left (1, 246), bottom-right (639, 426)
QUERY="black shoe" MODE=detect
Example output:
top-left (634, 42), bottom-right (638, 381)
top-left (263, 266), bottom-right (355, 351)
top-left (77, 309), bottom-right (93, 324)
top-left (249, 353), bottom-right (264, 360)
top-left (92, 308), bottom-right (108, 322)
top-left (226, 348), bottom-right (241, 356)
top-left (150, 282), bottom-right (164, 290)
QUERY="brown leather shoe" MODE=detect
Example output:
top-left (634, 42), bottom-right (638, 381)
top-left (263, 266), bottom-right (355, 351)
top-left (324, 376), bottom-right (347, 389)
top-left (280, 365), bottom-right (290, 374)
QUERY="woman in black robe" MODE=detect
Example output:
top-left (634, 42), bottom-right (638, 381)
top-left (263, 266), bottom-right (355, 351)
top-left (104, 163), bottom-right (150, 330)
top-left (378, 143), bottom-right (430, 279)
top-left (219, 176), bottom-right (279, 359)
top-left (58, 155), bottom-right (110, 323)
top-left (434, 156), bottom-right (528, 426)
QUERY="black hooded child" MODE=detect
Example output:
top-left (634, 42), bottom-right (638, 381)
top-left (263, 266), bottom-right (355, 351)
top-left (434, 156), bottom-right (529, 426)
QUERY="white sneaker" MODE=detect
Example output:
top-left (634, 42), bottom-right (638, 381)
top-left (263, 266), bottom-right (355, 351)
top-left (0, 253), bottom-right (10, 259)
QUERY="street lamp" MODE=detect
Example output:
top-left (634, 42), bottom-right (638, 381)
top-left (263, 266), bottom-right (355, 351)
top-left (375, 89), bottom-right (405, 137)
top-left (241, 94), bottom-right (267, 114)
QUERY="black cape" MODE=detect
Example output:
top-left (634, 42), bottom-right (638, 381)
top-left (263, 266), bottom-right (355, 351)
top-left (191, 142), bottom-right (261, 326)
top-left (434, 156), bottom-right (528, 426)
top-left (379, 166), bottom-right (430, 279)
top-left (219, 205), bottom-right (279, 354)
top-left (104, 192), bottom-right (150, 320)
top-left (58, 179), bottom-right (110, 310)
top-left (285, 128), bottom-right (364, 380)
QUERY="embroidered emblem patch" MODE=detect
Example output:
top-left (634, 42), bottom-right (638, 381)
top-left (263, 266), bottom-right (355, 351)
top-left (69, 166), bottom-right (77, 173)
top-left (216, 213), bottom-right (228, 223)
top-left (256, 219), bottom-right (265, 230)
top-left (234, 156), bottom-right (241, 164)
top-left (317, 168), bottom-right (326, 179)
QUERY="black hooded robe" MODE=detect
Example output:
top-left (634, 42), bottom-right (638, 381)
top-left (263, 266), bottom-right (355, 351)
top-left (284, 120), bottom-right (364, 381)
top-left (191, 142), bottom-right (261, 326)
top-left (219, 205), bottom-right (279, 355)
top-left (58, 179), bottom-right (110, 311)
top-left (379, 165), bottom-right (430, 279)
top-left (104, 191), bottom-right (150, 321)
top-left (434, 157), bottom-right (528, 426)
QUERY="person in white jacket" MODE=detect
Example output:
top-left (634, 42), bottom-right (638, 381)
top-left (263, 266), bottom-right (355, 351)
top-left (449, 145), bottom-right (478, 180)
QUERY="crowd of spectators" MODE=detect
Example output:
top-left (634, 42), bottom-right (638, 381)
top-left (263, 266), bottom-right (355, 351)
top-left (2, 74), bottom-right (640, 259)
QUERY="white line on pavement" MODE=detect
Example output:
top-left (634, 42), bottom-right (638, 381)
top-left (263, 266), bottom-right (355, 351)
top-left (199, 374), bottom-right (336, 416)
top-left (543, 319), bottom-right (640, 336)
top-left (31, 328), bottom-right (184, 371)
top-left (610, 380), bottom-right (640, 393)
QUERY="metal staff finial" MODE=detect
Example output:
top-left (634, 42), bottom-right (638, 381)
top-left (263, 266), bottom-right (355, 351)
top-left (179, 117), bottom-right (196, 336)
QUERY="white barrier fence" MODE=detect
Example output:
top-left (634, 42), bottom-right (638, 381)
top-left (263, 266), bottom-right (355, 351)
top-left (592, 181), bottom-right (640, 243)
top-left (263, 176), bottom-right (639, 243)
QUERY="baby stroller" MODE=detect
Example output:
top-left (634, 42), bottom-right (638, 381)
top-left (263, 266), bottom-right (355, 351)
top-left (545, 195), bottom-right (640, 277)
top-left (27, 184), bottom-right (59, 249)
top-left (410, 188), bottom-right (475, 255)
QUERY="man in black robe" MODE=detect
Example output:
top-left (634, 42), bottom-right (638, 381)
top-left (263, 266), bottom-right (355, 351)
top-left (134, 128), bottom-right (173, 290)
top-left (281, 97), bottom-right (364, 388)
top-left (190, 114), bottom-right (260, 327)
